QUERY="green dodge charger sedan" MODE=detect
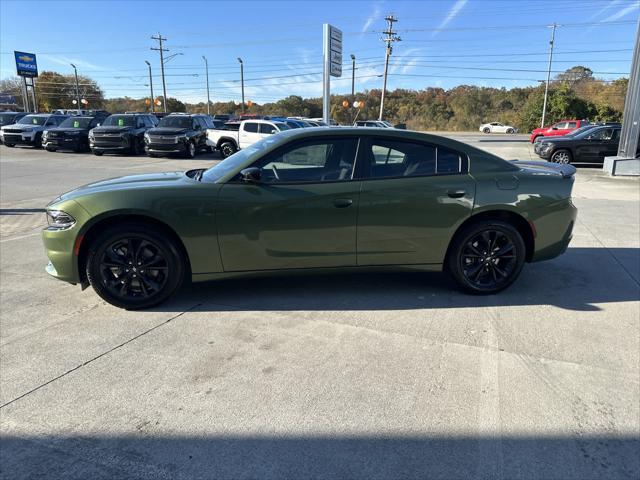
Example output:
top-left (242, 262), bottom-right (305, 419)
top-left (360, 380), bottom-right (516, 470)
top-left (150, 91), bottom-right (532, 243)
top-left (42, 128), bottom-right (577, 309)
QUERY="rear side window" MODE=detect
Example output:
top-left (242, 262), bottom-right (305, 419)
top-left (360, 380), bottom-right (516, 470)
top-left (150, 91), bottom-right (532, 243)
top-left (365, 139), bottom-right (466, 179)
top-left (244, 122), bottom-right (259, 133)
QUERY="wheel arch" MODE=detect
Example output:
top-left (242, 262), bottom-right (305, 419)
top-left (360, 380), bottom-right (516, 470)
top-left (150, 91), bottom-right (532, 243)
top-left (446, 209), bottom-right (535, 265)
top-left (216, 136), bottom-right (238, 149)
top-left (76, 212), bottom-right (192, 286)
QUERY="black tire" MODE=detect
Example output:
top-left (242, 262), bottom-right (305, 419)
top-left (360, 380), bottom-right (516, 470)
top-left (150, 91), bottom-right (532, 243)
top-left (45, 147), bottom-right (56, 152)
top-left (5, 143), bottom-right (15, 147)
top-left (483, 127), bottom-right (490, 134)
top-left (551, 149), bottom-right (572, 164)
top-left (184, 141), bottom-right (196, 159)
top-left (506, 128), bottom-right (514, 134)
top-left (130, 137), bottom-right (141, 155)
top-left (92, 150), bottom-right (103, 156)
top-left (219, 141), bottom-right (237, 159)
top-left (447, 220), bottom-right (526, 294)
top-left (86, 223), bottom-right (185, 309)
top-left (34, 133), bottom-right (43, 148)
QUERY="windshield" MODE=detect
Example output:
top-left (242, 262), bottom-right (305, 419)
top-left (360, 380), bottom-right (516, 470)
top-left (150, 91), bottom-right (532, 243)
top-left (59, 117), bottom-right (93, 129)
top-left (18, 115), bottom-right (48, 126)
top-left (158, 116), bottom-right (192, 128)
top-left (0, 113), bottom-right (19, 125)
top-left (102, 115), bottom-right (135, 127)
top-left (202, 135), bottom-right (282, 183)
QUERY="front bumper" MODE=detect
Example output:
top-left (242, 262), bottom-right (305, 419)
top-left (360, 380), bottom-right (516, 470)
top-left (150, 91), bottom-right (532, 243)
top-left (145, 141), bottom-right (188, 155)
top-left (43, 137), bottom-right (83, 150)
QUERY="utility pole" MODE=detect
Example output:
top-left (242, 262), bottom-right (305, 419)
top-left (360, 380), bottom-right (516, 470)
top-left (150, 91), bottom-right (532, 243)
top-left (29, 79), bottom-right (37, 112)
top-left (203, 56), bottom-right (211, 115)
top-left (237, 58), bottom-right (245, 114)
top-left (144, 60), bottom-right (154, 113)
top-left (379, 14), bottom-right (401, 121)
top-left (21, 77), bottom-right (29, 112)
top-left (151, 34), bottom-right (169, 113)
top-left (541, 23), bottom-right (559, 128)
top-left (70, 63), bottom-right (80, 111)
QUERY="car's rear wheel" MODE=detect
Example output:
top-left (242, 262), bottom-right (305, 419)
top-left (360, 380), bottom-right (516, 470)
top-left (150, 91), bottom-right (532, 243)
top-left (86, 224), bottom-right (185, 309)
top-left (551, 149), bottom-right (572, 164)
top-left (447, 220), bottom-right (526, 294)
top-left (184, 141), bottom-right (196, 159)
top-left (219, 141), bottom-right (237, 158)
top-left (483, 127), bottom-right (490, 134)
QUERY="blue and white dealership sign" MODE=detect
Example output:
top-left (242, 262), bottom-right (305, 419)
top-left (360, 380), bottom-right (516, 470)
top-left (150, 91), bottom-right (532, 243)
top-left (14, 51), bottom-right (38, 77)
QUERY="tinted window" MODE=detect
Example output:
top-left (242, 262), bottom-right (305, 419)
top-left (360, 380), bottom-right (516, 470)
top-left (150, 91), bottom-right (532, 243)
top-left (59, 117), bottom-right (93, 128)
top-left (367, 139), bottom-right (436, 178)
top-left (566, 122), bottom-right (578, 128)
top-left (437, 147), bottom-right (462, 174)
top-left (259, 123), bottom-right (277, 134)
top-left (102, 115), bottom-right (135, 127)
top-left (252, 138), bottom-right (358, 184)
top-left (590, 128), bottom-right (614, 141)
top-left (244, 122), bottom-right (259, 133)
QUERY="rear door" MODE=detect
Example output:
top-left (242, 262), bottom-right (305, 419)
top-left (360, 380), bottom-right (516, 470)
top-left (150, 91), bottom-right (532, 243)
top-left (356, 137), bottom-right (475, 266)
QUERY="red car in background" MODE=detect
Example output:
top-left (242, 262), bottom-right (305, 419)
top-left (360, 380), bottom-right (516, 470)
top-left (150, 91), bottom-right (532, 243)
top-left (530, 119), bottom-right (587, 143)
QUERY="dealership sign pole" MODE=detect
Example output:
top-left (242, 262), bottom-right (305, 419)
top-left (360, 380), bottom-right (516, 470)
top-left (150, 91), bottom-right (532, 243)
top-left (323, 24), bottom-right (342, 124)
top-left (14, 51), bottom-right (38, 112)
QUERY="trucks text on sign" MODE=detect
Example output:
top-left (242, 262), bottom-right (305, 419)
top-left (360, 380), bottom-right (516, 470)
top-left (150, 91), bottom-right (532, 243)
top-left (14, 51), bottom-right (38, 78)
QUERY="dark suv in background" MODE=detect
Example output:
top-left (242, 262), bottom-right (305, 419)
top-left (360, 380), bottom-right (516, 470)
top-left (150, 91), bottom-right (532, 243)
top-left (0, 112), bottom-right (29, 144)
top-left (42, 114), bottom-right (109, 152)
top-left (144, 113), bottom-right (213, 158)
top-left (89, 113), bottom-right (156, 156)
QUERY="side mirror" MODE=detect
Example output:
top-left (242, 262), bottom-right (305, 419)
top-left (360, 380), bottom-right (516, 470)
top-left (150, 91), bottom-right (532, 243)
top-left (97, 123), bottom-right (101, 127)
top-left (240, 167), bottom-right (261, 183)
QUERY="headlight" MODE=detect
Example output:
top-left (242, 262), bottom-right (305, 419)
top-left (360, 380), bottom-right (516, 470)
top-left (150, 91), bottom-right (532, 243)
top-left (541, 143), bottom-right (554, 151)
top-left (144, 132), bottom-right (150, 141)
top-left (42, 130), bottom-right (48, 139)
top-left (88, 130), bottom-right (95, 139)
top-left (46, 210), bottom-right (76, 231)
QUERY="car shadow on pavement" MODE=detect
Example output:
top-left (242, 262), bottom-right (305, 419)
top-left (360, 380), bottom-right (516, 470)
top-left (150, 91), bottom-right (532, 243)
top-left (165, 247), bottom-right (639, 313)
top-left (1, 434), bottom-right (638, 479)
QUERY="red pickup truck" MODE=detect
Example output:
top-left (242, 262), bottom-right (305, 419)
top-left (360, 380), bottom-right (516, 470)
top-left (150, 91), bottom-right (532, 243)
top-left (530, 119), bottom-right (587, 143)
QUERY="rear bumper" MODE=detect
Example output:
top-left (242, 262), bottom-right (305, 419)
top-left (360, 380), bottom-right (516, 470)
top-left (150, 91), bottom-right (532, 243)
top-left (530, 198), bottom-right (577, 262)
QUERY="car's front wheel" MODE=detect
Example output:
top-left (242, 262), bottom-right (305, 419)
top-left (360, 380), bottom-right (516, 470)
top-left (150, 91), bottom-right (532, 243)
top-left (86, 224), bottom-right (185, 309)
top-left (551, 149), bottom-right (572, 164)
top-left (506, 128), bottom-right (515, 134)
top-left (447, 220), bottom-right (526, 294)
top-left (4, 143), bottom-right (15, 147)
top-left (184, 141), bottom-right (196, 159)
top-left (92, 150), bottom-right (103, 156)
top-left (483, 127), bottom-right (490, 134)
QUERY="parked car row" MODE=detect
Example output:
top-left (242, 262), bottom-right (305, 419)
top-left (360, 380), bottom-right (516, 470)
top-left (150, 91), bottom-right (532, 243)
top-left (534, 123), bottom-right (626, 165)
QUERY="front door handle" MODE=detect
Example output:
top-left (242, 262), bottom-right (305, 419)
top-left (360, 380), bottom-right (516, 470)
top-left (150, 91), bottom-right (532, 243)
top-left (447, 190), bottom-right (466, 198)
top-left (333, 198), bottom-right (353, 208)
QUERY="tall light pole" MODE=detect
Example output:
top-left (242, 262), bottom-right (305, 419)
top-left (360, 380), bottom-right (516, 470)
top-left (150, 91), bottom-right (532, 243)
top-left (70, 63), bottom-right (80, 110)
top-left (144, 60), bottom-right (154, 113)
top-left (350, 54), bottom-right (356, 99)
top-left (237, 58), bottom-right (245, 114)
top-left (151, 34), bottom-right (169, 113)
top-left (202, 55), bottom-right (211, 115)
top-left (379, 14), bottom-right (401, 121)
top-left (541, 23), bottom-right (559, 128)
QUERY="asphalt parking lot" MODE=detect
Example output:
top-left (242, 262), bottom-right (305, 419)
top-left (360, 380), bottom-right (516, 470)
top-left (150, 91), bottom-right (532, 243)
top-left (1, 135), bottom-right (638, 479)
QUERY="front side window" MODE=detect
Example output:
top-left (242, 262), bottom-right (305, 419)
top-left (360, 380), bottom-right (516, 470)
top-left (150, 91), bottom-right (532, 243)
top-left (244, 122), bottom-right (259, 133)
top-left (251, 138), bottom-right (358, 184)
top-left (553, 122), bottom-right (568, 129)
top-left (259, 123), bottom-right (277, 134)
top-left (590, 128), bottom-right (614, 141)
top-left (567, 122), bottom-right (578, 128)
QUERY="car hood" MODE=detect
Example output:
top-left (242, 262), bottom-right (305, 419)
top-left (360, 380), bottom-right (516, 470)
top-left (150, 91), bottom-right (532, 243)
top-left (91, 126), bottom-right (134, 134)
top-left (148, 127), bottom-right (190, 135)
top-left (54, 171), bottom-right (190, 204)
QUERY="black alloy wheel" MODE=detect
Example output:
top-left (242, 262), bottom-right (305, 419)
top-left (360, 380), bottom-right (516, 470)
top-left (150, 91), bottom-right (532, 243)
top-left (86, 224), bottom-right (184, 309)
top-left (448, 221), bottom-right (525, 294)
top-left (220, 142), bottom-right (236, 158)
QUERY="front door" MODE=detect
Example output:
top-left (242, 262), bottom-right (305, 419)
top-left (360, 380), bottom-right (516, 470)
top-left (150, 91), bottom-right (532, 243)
top-left (238, 121), bottom-right (262, 148)
top-left (356, 137), bottom-right (476, 266)
top-left (217, 136), bottom-right (361, 271)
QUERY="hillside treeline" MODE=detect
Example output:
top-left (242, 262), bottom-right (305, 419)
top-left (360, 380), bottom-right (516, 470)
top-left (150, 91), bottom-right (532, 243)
top-left (0, 66), bottom-right (628, 132)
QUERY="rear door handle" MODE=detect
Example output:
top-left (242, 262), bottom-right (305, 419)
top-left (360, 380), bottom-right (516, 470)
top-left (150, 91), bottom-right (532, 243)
top-left (333, 198), bottom-right (353, 208)
top-left (447, 190), bottom-right (466, 198)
